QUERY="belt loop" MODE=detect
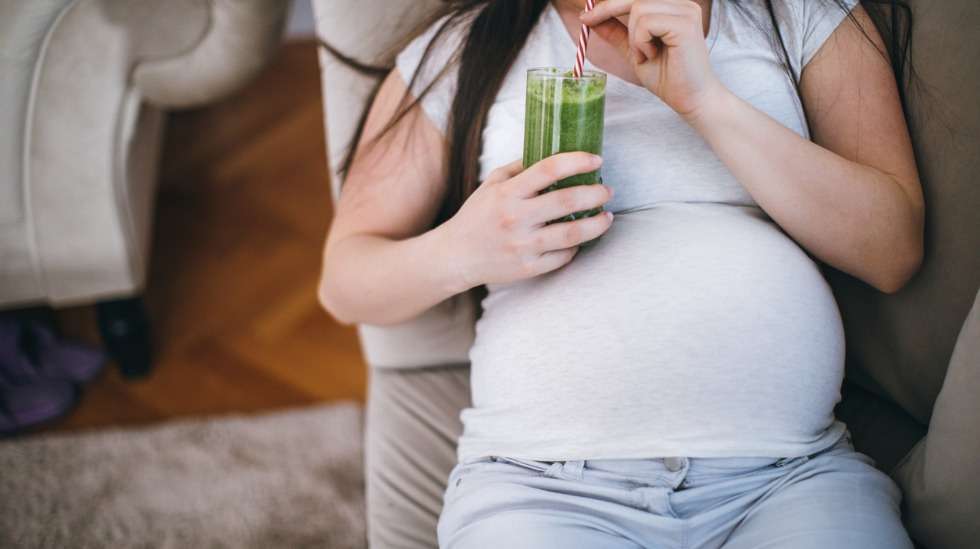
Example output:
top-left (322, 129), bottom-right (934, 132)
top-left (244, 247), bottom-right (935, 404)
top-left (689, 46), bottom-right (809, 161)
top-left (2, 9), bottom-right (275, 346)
top-left (564, 460), bottom-right (585, 480)
top-left (544, 462), bottom-right (564, 478)
top-left (544, 460), bottom-right (585, 480)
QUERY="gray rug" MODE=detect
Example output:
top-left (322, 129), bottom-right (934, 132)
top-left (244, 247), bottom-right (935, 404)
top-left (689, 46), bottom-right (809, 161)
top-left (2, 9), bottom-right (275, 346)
top-left (0, 404), bottom-right (366, 549)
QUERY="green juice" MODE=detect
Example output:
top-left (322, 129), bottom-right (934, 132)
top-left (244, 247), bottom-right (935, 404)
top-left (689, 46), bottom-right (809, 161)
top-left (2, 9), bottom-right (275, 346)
top-left (523, 68), bottom-right (607, 222)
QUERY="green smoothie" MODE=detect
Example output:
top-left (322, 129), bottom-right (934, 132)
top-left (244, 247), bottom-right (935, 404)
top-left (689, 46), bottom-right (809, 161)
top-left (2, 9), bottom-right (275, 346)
top-left (523, 68), bottom-right (607, 222)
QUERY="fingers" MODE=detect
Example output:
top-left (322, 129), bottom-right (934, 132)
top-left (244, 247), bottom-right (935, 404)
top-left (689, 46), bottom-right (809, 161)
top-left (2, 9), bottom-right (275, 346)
top-left (581, 0), bottom-right (634, 23)
top-left (530, 246), bottom-right (579, 276)
top-left (511, 153), bottom-right (603, 197)
top-left (532, 211), bottom-right (615, 253)
top-left (632, 13), bottom-right (690, 51)
top-left (582, 0), bottom-right (692, 25)
top-left (486, 159), bottom-right (525, 184)
top-left (583, 1), bottom-right (703, 63)
top-left (629, 14), bottom-right (658, 62)
top-left (527, 184), bottom-right (614, 224)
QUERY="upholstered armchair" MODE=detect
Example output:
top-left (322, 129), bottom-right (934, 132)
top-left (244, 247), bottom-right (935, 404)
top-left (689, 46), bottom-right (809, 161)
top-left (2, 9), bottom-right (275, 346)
top-left (1, 0), bottom-right (289, 375)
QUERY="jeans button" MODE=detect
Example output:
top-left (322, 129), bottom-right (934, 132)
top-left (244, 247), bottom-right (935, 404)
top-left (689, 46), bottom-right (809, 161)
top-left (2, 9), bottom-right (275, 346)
top-left (664, 457), bottom-right (684, 472)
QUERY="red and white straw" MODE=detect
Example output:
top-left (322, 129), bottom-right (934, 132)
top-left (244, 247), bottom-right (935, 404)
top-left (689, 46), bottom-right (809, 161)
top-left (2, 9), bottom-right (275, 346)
top-left (573, 0), bottom-right (597, 78)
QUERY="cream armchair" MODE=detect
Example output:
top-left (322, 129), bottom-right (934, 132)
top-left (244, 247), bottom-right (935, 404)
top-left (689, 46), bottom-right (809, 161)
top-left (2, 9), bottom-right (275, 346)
top-left (0, 0), bottom-right (288, 375)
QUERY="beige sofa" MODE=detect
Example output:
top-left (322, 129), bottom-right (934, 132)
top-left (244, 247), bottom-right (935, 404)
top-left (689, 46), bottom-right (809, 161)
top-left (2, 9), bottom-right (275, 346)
top-left (0, 0), bottom-right (287, 373)
top-left (314, 1), bottom-right (980, 548)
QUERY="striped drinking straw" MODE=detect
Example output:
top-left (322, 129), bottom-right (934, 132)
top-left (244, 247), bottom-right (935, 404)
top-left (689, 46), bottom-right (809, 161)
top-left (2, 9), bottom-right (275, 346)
top-left (573, 0), bottom-right (597, 78)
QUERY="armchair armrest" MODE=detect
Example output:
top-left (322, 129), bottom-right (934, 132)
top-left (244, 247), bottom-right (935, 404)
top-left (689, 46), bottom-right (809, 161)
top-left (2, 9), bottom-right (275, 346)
top-left (134, 0), bottom-right (288, 109)
top-left (6, 0), bottom-right (287, 306)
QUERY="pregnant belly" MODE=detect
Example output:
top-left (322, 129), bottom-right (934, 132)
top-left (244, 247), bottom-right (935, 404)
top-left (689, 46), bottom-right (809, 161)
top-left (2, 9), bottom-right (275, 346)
top-left (467, 202), bottom-right (845, 443)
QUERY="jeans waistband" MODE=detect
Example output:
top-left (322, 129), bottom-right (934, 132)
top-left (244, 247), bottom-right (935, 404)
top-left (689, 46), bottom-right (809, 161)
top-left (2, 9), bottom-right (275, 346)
top-left (582, 431), bottom-right (850, 486)
top-left (473, 431), bottom-right (852, 488)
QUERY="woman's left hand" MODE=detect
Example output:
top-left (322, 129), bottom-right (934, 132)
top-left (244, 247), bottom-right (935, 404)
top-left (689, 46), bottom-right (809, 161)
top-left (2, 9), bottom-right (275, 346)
top-left (581, 0), bottom-right (723, 119)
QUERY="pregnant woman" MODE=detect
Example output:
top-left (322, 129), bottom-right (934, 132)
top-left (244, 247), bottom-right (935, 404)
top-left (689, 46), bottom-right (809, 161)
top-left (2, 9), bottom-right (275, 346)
top-left (319, 0), bottom-right (923, 547)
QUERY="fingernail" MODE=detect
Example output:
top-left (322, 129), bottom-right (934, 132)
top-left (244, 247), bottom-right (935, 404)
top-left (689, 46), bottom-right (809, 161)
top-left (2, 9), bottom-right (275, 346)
top-left (606, 211), bottom-right (614, 220)
top-left (608, 186), bottom-right (615, 199)
top-left (591, 155), bottom-right (603, 167)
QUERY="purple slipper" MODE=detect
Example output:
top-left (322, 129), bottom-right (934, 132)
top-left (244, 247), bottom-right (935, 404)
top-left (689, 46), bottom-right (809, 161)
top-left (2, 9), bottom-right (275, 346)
top-left (0, 316), bottom-right (105, 385)
top-left (28, 320), bottom-right (106, 384)
top-left (0, 380), bottom-right (77, 435)
top-left (0, 317), bottom-right (37, 385)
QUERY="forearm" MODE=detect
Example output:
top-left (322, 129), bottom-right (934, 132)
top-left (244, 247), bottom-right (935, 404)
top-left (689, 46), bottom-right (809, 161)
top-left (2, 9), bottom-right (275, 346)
top-left (688, 88), bottom-right (924, 292)
top-left (319, 226), bottom-right (468, 326)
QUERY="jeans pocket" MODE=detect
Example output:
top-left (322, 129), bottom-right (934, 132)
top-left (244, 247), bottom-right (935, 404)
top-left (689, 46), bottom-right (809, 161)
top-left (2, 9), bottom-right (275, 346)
top-left (444, 456), bottom-right (554, 507)
top-left (445, 459), bottom-right (491, 502)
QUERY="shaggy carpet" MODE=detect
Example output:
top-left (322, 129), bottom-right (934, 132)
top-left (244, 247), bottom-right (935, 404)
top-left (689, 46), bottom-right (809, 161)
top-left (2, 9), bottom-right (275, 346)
top-left (0, 404), bottom-right (366, 549)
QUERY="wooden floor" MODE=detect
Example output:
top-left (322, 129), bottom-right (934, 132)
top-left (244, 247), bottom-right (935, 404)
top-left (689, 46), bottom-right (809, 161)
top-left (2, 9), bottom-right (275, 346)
top-left (52, 41), bottom-right (366, 432)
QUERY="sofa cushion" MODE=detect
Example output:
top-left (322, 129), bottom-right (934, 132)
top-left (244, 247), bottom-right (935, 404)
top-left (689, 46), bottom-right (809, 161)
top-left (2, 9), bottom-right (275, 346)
top-left (365, 365), bottom-right (470, 548)
top-left (826, 0), bottom-right (980, 424)
top-left (893, 290), bottom-right (980, 549)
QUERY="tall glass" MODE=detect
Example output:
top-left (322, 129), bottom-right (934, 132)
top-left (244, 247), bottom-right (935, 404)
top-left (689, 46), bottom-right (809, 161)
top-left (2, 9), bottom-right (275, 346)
top-left (523, 68), bottom-right (607, 223)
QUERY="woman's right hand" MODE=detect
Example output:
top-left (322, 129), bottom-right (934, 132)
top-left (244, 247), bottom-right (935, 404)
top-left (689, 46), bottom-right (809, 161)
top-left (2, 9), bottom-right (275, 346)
top-left (441, 152), bottom-right (615, 291)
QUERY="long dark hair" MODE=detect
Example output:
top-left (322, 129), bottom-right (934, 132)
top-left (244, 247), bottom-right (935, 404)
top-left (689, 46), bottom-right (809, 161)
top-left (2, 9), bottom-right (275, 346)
top-left (324, 0), bottom-right (914, 228)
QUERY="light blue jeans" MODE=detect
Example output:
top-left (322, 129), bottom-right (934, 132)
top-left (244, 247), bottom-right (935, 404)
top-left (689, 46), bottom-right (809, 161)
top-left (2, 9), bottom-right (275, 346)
top-left (437, 432), bottom-right (913, 548)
